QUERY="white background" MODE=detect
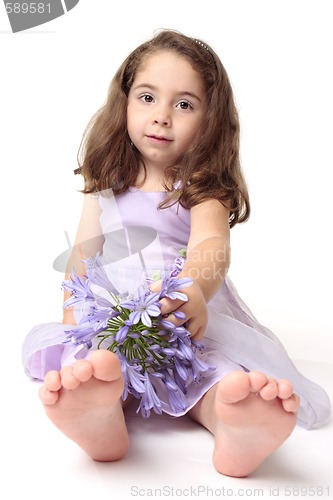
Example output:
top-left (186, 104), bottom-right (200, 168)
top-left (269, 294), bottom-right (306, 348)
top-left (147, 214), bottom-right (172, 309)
top-left (1, 2), bottom-right (332, 499)
top-left (1, 1), bottom-right (332, 366)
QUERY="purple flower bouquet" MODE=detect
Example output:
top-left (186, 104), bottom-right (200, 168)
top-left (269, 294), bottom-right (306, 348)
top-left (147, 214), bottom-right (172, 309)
top-left (62, 253), bottom-right (215, 418)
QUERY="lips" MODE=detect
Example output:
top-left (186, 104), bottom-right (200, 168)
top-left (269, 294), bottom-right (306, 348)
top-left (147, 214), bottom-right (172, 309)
top-left (146, 135), bottom-right (172, 143)
top-left (146, 135), bottom-right (172, 147)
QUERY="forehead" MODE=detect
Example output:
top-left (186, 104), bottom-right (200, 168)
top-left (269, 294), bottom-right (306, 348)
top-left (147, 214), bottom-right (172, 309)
top-left (133, 50), bottom-right (205, 91)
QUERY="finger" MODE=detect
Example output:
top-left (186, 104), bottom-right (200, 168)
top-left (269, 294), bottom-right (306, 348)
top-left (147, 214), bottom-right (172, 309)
top-left (149, 279), bottom-right (162, 293)
top-left (162, 310), bottom-right (186, 320)
top-left (189, 326), bottom-right (205, 341)
top-left (185, 317), bottom-right (207, 341)
top-left (159, 297), bottom-right (184, 316)
top-left (161, 311), bottom-right (187, 331)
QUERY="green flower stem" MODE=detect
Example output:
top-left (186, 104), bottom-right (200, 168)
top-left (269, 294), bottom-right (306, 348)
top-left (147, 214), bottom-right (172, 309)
top-left (96, 306), bottom-right (179, 373)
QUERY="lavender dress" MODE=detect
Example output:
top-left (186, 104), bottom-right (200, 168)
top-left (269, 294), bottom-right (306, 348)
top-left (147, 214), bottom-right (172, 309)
top-left (22, 188), bottom-right (331, 428)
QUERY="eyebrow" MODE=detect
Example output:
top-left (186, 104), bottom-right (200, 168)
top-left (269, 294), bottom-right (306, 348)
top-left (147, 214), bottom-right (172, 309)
top-left (132, 83), bottom-right (203, 103)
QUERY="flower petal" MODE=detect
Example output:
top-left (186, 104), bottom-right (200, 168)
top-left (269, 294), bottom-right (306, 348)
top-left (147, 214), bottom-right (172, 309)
top-left (141, 310), bottom-right (152, 328)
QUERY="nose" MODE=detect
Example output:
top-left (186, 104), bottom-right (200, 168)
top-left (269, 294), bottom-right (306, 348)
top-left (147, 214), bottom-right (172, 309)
top-left (153, 104), bottom-right (171, 127)
top-left (155, 118), bottom-right (170, 126)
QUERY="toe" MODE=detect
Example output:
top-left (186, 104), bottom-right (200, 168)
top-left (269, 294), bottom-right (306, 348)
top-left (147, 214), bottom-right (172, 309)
top-left (39, 385), bottom-right (59, 405)
top-left (90, 350), bottom-right (122, 382)
top-left (248, 371), bottom-right (268, 393)
top-left (44, 370), bottom-right (62, 391)
top-left (60, 366), bottom-right (80, 390)
top-left (277, 379), bottom-right (294, 399)
top-left (282, 393), bottom-right (300, 413)
top-left (217, 371), bottom-right (251, 403)
top-left (72, 359), bottom-right (93, 382)
top-left (259, 378), bottom-right (279, 400)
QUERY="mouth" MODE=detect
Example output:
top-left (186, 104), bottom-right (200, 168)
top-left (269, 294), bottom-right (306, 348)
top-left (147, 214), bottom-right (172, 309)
top-left (146, 135), bottom-right (172, 143)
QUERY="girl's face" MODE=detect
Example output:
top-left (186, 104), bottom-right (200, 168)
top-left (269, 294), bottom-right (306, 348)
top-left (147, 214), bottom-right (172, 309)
top-left (127, 51), bottom-right (206, 177)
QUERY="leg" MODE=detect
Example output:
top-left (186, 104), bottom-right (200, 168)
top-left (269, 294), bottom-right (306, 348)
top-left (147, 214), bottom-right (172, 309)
top-left (39, 350), bottom-right (129, 462)
top-left (189, 371), bottom-right (300, 477)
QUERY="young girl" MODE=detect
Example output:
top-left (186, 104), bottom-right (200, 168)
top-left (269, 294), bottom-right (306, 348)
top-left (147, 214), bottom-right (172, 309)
top-left (22, 29), bottom-right (330, 477)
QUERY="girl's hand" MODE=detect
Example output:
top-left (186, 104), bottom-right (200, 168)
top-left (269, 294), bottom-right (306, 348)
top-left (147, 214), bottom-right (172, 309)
top-left (151, 280), bottom-right (208, 341)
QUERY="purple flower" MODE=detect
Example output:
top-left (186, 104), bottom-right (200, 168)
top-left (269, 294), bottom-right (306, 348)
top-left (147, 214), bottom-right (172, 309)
top-left (167, 386), bottom-right (189, 413)
top-left (162, 370), bottom-right (179, 392)
top-left (85, 252), bottom-right (119, 295)
top-left (159, 276), bottom-right (192, 301)
top-left (160, 347), bottom-right (177, 357)
top-left (173, 356), bottom-right (189, 382)
top-left (62, 251), bottom-right (216, 419)
top-left (87, 305), bottom-right (120, 331)
top-left (121, 292), bottom-right (161, 328)
top-left (176, 336), bottom-right (195, 362)
top-left (160, 370), bottom-right (189, 413)
top-left (64, 323), bottom-right (105, 346)
top-left (172, 366), bottom-right (187, 393)
top-left (136, 372), bottom-right (164, 418)
top-left (190, 354), bottom-right (216, 382)
top-left (62, 273), bottom-right (94, 308)
top-left (170, 256), bottom-right (186, 277)
top-left (173, 311), bottom-right (186, 320)
top-left (116, 325), bottom-right (130, 343)
top-left (119, 355), bottom-right (146, 399)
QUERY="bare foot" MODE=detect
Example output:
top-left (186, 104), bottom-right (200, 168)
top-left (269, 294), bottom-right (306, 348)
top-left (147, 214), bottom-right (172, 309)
top-left (212, 371), bottom-right (299, 477)
top-left (39, 350), bottom-right (129, 461)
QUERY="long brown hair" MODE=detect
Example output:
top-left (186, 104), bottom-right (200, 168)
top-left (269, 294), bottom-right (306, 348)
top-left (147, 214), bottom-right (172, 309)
top-left (77, 29), bottom-right (250, 227)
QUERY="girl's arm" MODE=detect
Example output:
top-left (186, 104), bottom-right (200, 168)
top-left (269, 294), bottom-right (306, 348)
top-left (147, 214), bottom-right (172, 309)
top-left (185, 198), bottom-right (230, 300)
top-left (161, 198), bottom-right (231, 340)
top-left (62, 194), bottom-right (104, 325)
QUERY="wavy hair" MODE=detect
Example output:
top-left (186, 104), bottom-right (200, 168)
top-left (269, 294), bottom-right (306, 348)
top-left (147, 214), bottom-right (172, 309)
top-left (77, 29), bottom-right (250, 227)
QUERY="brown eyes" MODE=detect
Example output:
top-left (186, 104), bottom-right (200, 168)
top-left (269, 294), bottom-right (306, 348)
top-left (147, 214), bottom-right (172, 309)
top-left (177, 100), bottom-right (193, 110)
top-left (139, 94), bottom-right (193, 110)
top-left (141, 94), bottom-right (154, 103)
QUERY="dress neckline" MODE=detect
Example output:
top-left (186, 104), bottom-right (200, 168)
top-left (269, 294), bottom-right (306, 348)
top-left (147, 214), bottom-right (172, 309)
top-left (129, 186), bottom-right (166, 194)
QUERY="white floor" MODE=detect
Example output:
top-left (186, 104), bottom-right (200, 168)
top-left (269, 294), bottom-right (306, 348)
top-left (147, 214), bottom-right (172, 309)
top-left (4, 359), bottom-right (332, 500)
